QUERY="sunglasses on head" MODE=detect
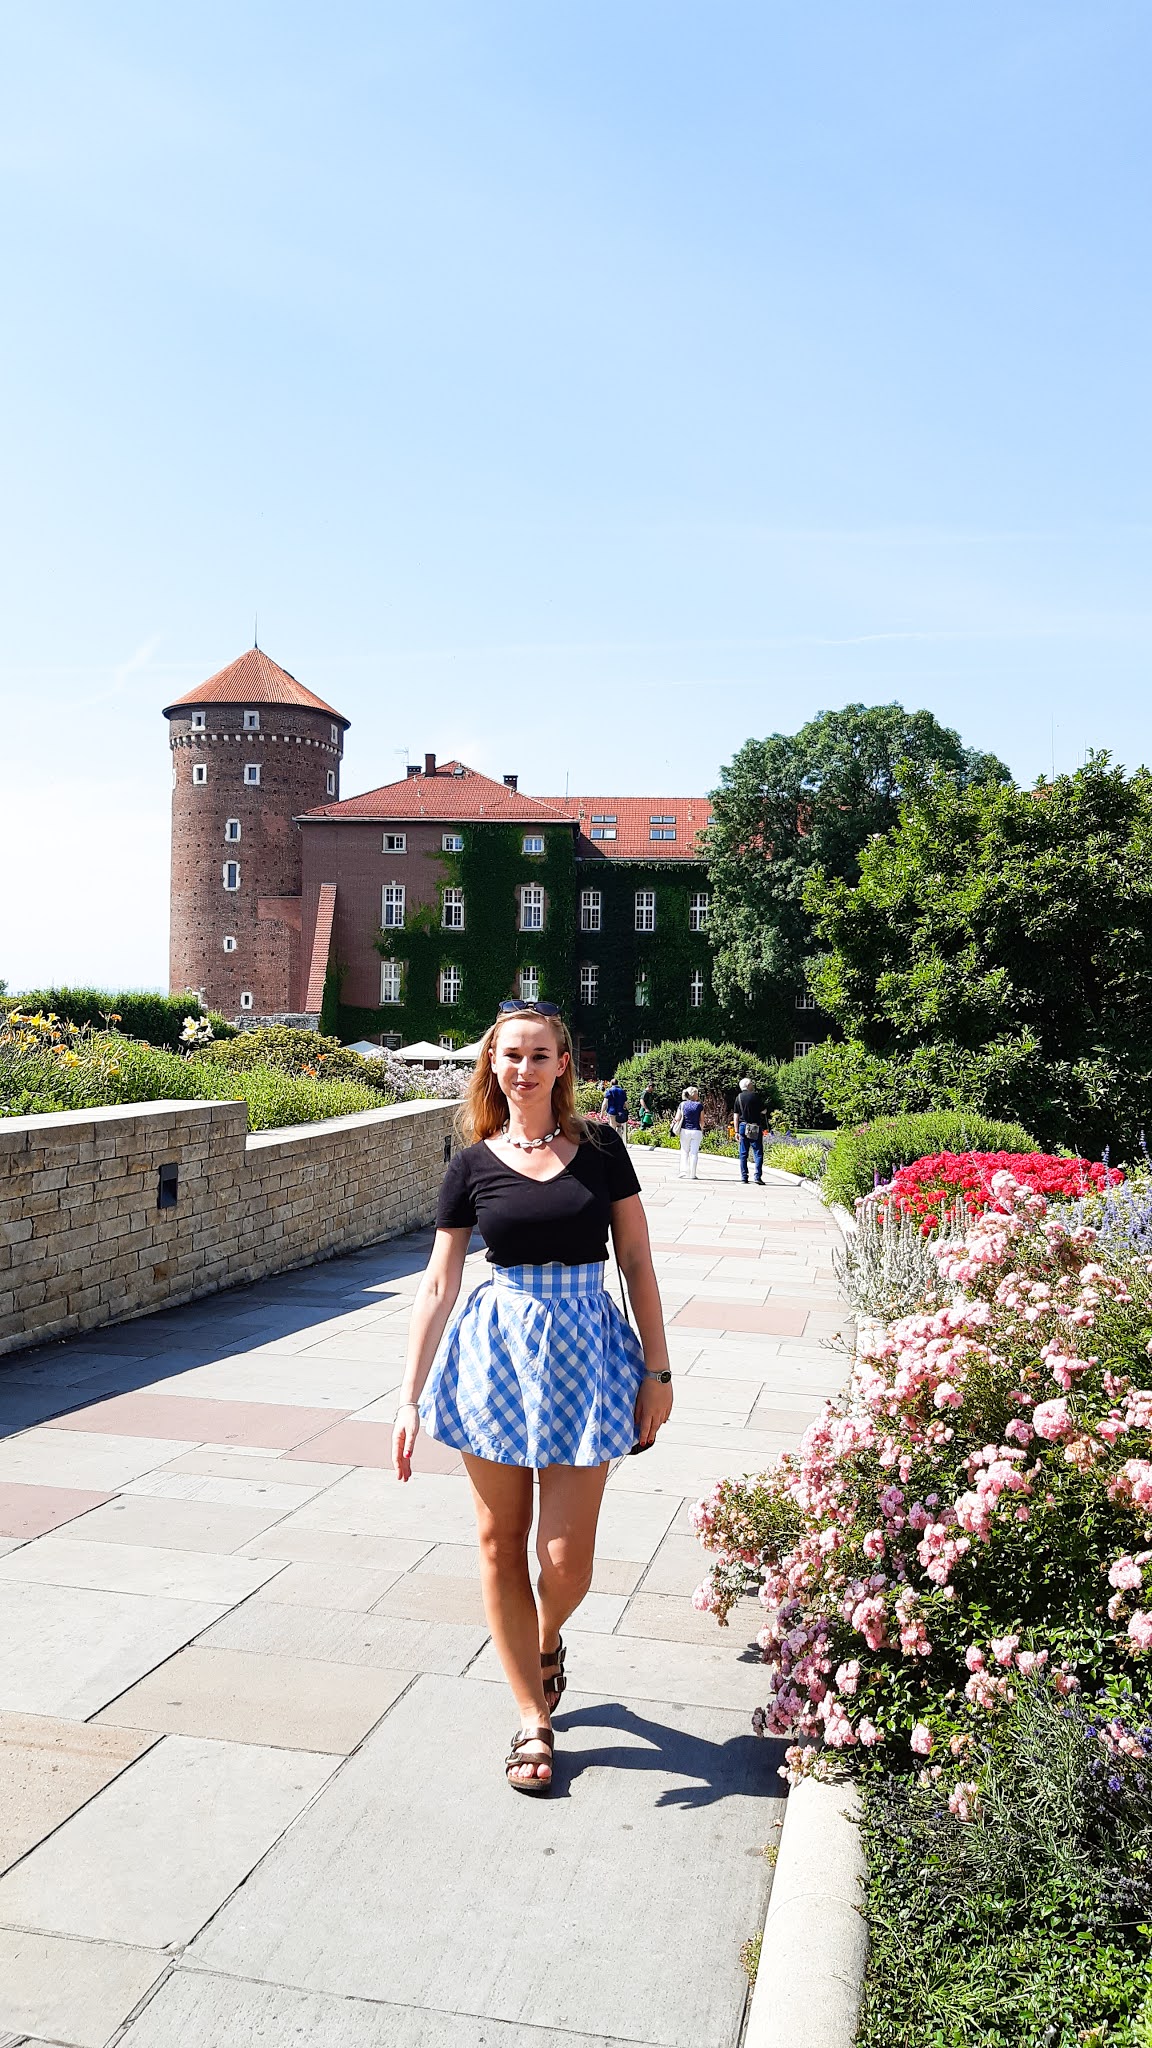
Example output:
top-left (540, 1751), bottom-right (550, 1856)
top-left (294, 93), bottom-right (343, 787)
top-left (496, 1000), bottom-right (561, 1018)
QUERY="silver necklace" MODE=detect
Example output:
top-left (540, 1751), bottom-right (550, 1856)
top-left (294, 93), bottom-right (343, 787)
top-left (501, 1121), bottom-right (562, 1151)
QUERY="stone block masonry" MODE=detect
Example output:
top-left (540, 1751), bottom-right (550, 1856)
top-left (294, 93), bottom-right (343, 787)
top-left (0, 1096), bottom-right (456, 1357)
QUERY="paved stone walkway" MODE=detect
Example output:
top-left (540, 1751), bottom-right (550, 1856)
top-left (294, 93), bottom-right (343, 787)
top-left (0, 1146), bottom-right (847, 2048)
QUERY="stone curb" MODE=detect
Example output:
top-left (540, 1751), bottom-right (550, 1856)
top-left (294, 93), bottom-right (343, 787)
top-left (745, 1776), bottom-right (868, 2048)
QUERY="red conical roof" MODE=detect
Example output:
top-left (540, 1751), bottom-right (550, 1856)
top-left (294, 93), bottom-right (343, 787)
top-left (163, 648), bottom-right (348, 726)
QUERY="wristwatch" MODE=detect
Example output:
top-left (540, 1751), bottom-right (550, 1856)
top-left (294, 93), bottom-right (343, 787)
top-left (644, 1369), bottom-right (673, 1384)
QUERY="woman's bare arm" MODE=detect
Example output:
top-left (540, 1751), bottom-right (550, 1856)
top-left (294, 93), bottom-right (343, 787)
top-left (393, 1226), bottom-right (471, 1479)
top-left (611, 1194), bottom-right (674, 1445)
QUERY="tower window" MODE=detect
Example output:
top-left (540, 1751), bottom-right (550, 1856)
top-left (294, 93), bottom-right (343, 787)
top-left (689, 891), bottom-right (710, 932)
top-left (331, 723), bottom-right (339, 743)
top-left (689, 968), bottom-right (705, 1008)
top-left (225, 819), bottom-right (241, 842)
top-left (243, 711), bottom-right (260, 731)
top-left (519, 885), bottom-right (544, 932)
top-left (192, 764), bottom-right (207, 786)
top-left (223, 862), bottom-right (240, 891)
top-left (383, 833), bottom-right (407, 852)
top-left (580, 889), bottom-right (601, 931)
top-left (519, 966), bottom-right (540, 1001)
top-left (579, 963), bottom-right (599, 1006)
top-left (326, 771), bottom-right (336, 795)
top-left (191, 711), bottom-right (206, 730)
top-left (244, 763), bottom-right (261, 786)
top-left (439, 965), bottom-right (461, 1005)
top-left (380, 960), bottom-right (402, 1004)
top-left (223, 936), bottom-right (237, 952)
top-left (634, 890), bottom-right (655, 932)
top-left (240, 991), bottom-right (254, 1009)
top-left (522, 834), bottom-right (545, 855)
top-left (442, 832), bottom-right (464, 853)
top-left (442, 886), bottom-right (465, 930)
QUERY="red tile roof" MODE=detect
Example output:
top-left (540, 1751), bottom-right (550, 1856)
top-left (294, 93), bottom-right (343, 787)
top-left (163, 648), bottom-right (349, 725)
top-left (300, 761), bottom-right (571, 824)
top-left (543, 796), bottom-right (713, 860)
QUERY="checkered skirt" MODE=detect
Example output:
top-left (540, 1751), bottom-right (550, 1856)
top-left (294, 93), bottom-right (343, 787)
top-left (419, 1262), bottom-right (645, 1468)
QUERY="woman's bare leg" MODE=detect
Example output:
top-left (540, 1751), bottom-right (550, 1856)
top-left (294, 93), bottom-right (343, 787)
top-left (536, 1461), bottom-right (610, 1661)
top-left (463, 1453), bottom-right (551, 1783)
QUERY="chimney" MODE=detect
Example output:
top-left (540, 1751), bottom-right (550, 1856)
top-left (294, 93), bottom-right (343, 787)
top-left (503, 774), bottom-right (518, 791)
top-left (424, 752), bottom-right (437, 777)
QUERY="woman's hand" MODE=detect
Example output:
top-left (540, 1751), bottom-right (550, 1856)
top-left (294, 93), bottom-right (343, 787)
top-left (633, 1374), bottom-right (674, 1449)
top-left (393, 1401), bottom-right (420, 1482)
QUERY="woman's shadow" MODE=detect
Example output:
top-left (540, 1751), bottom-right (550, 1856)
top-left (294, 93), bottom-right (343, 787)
top-left (547, 1697), bottom-right (787, 1808)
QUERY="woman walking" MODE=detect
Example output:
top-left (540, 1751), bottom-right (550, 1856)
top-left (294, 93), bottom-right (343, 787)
top-left (672, 1086), bottom-right (704, 1179)
top-left (392, 1001), bottom-right (673, 1794)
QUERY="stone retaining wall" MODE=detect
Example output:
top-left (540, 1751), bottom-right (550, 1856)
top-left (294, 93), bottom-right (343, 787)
top-left (0, 1096), bottom-right (456, 1357)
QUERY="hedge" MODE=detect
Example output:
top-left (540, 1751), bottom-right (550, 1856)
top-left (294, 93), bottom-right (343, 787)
top-left (4, 989), bottom-right (235, 1050)
top-left (614, 1040), bottom-right (778, 1115)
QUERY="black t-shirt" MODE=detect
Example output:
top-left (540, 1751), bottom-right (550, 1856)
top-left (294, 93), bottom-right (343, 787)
top-left (736, 1089), bottom-right (767, 1125)
top-left (436, 1129), bottom-right (642, 1267)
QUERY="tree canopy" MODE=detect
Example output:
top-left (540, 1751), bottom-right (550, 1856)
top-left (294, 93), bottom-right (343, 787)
top-left (704, 702), bottom-right (1010, 1010)
top-left (806, 756), bottom-right (1152, 1152)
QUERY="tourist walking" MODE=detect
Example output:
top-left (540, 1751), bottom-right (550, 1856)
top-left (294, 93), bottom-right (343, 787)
top-left (671, 1085), bottom-right (704, 1179)
top-left (600, 1075), bottom-right (628, 1135)
top-left (734, 1074), bottom-right (767, 1185)
top-left (392, 1002), bottom-right (673, 1795)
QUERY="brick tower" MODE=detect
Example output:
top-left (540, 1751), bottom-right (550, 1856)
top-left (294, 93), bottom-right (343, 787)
top-left (164, 649), bottom-right (349, 1019)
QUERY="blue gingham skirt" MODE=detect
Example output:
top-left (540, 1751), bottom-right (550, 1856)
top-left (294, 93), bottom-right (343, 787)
top-left (419, 1262), bottom-right (646, 1468)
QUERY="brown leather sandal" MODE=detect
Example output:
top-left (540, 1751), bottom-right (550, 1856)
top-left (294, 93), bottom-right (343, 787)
top-left (506, 1725), bottom-right (554, 1796)
top-left (541, 1637), bottom-right (567, 1712)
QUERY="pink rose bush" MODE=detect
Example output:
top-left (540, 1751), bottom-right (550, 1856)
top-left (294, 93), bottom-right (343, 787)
top-left (692, 1170), bottom-right (1152, 1809)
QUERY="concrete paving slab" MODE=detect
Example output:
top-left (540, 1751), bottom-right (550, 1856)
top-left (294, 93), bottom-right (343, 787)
top-left (186, 1675), bottom-right (774, 2048)
top-left (371, 1574), bottom-right (488, 1626)
top-left (157, 1449), bottom-right (351, 1490)
top-left (0, 1536), bottom-right (283, 1606)
top-left (150, 1361), bottom-right (390, 1407)
top-left (0, 1581), bottom-right (226, 1718)
top-left (284, 1421), bottom-right (463, 1474)
top-left (64, 1496), bottom-right (289, 1553)
top-left (0, 1433), bottom-right (192, 1492)
top-left (121, 1471), bottom-right (326, 1512)
top-left (115, 1969), bottom-right (641, 2047)
top-left (620, 1592), bottom-right (762, 1647)
top-left (609, 1439), bottom-right (765, 1498)
top-left (0, 1484), bottom-right (113, 1541)
top-left (46, 1394), bottom-right (345, 1451)
top-left (249, 1560), bottom-right (403, 1610)
top-left (672, 1300), bottom-right (810, 1336)
top-left (638, 1532), bottom-right (715, 1597)
top-left (0, 1714), bottom-right (157, 1872)
top-left (0, 1928), bottom-right (166, 2048)
top-left (593, 1489), bottom-right (680, 1564)
top-left (96, 1646), bottom-right (413, 1753)
top-left (240, 1526), bottom-right (433, 1572)
top-left (282, 1470), bottom-right (480, 1543)
top-left (202, 1600), bottom-right (487, 1676)
top-left (469, 1629), bottom-right (770, 1714)
top-left (0, 1735), bottom-right (337, 1949)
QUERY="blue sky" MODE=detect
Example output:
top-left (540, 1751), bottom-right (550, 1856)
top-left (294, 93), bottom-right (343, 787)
top-left (1, 2), bottom-right (1149, 989)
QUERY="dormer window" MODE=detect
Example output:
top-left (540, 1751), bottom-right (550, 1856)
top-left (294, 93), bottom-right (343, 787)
top-left (243, 711), bottom-right (260, 731)
top-left (191, 711), bottom-right (206, 730)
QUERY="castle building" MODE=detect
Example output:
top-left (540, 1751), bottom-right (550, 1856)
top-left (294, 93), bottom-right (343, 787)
top-left (166, 649), bottom-right (817, 1072)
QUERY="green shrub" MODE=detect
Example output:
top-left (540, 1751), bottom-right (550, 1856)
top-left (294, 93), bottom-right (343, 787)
top-left (198, 1066), bottom-right (381, 1130)
top-left (765, 1140), bottom-right (828, 1180)
top-left (574, 1081), bottom-right (604, 1116)
top-left (614, 1040), bottom-right (778, 1116)
top-left (819, 1033), bottom-right (1049, 1133)
top-left (4, 988), bottom-right (236, 1049)
top-left (822, 1110), bottom-right (1039, 1208)
top-left (774, 1049), bottom-right (833, 1129)
top-left (202, 1025), bottom-right (394, 1094)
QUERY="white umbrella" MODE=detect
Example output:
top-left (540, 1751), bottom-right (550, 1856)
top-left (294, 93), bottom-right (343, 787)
top-left (394, 1040), bottom-right (458, 1063)
top-left (345, 1039), bottom-right (388, 1058)
top-left (449, 1040), bottom-right (485, 1060)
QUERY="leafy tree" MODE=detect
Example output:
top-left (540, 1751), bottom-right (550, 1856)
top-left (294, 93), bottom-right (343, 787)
top-left (806, 756), bottom-right (1152, 1153)
top-left (705, 703), bottom-right (1009, 1010)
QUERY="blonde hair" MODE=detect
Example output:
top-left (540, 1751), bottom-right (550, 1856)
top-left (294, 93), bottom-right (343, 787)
top-left (459, 1008), bottom-right (588, 1144)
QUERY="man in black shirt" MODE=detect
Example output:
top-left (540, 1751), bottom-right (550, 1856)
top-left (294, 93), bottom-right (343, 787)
top-left (734, 1076), bottom-right (767, 1185)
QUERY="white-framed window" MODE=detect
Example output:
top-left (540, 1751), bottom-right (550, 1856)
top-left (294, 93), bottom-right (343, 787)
top-left (223, 935), bottom-right (237, 953)
top-left (326, 770), bottom-right (336, 795)
top-left (580, 889), bottom-right (601, 932)
top-left (522, 834), bottom-right (545, 855)
top-left (240, 991), bottom-right (254, 1009)
top-left (520, 884), bottom-right (544, 931)
top-left (579, 964), bottom-right (599, 1006)
top-left (191, 711), bottom-right (206, 730)
top-left (244, 763), bottom-right (261, 786)
top-left (382, 883), bottom-right (406, 928)
top-left (381, 1032), bottom-right (402, 1049)
top-left (634, 1038), bottom-right (653, 1056)
top-left (635, 970), bottom-right (650, 1007)
top-left (442, 886), bottom-right (465, 930)
top-left (442, 832), bottom-right (464, 852)
top-left (243, 710), bottom-right (260, 731)
top-left (439, 965), bottom-right (461, 1005)
top-left (223, 861), bottom-right (240, 891)
top-left (224, 819), bottom-right (241, 842)
top-left (634, 890), bottom-right (655, 932)
top-left (383, 832), bottom-right (407, 853)
top-left (192, 763), bottom-right (207, 785)
top-left (590, 813), bottom-right (617, 842)
top-left (689, 891), bottom-right (710, 932)
top-left (796, 990), bottom-right (818, 1010)
top-left (439, 1034), bottom-right (455, 1049)
top-left (519, 966), bottom-right (540, 1001)
top-left (649, 815), bottom-right (676, 841)
top-left (380, 960), bottom-right (402, 1004)
top-left (331, 723), bottom-right (339, 743)
top-left (794, 1040), bottom-right (816, 1058)
top-left (689, 968), bottom-right (705, 1008)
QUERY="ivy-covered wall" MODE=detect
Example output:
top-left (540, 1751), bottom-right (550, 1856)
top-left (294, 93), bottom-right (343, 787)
top-left (570, 860), bottom-right (719, 1074)
top-left (338, 823), bottom-right (576, 1047)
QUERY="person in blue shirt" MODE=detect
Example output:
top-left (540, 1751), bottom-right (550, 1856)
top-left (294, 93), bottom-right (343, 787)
top-left (600, 1077), bottom-right (628, 1135)
top-left (672, 1086), bottom-right (704, 1179)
